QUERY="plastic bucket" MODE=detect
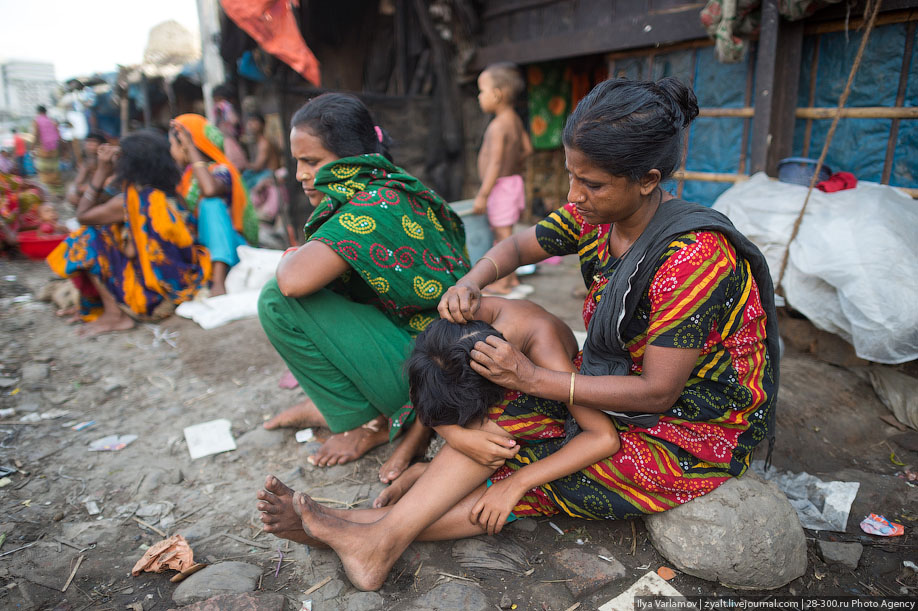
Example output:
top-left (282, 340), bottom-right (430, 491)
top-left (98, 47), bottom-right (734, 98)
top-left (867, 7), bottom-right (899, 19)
top-left (448, 199), bottom-right (493, 264)
top-left (777, 157), bottom-right (833, 186)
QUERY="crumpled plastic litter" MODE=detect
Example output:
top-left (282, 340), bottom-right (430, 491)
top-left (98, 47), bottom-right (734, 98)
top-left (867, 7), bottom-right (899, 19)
top-left (859, 513), bottom-right (904, 537)
top-left (131, 534), bottom-right (195, 576)
top-left (752, 461), bottom-right (860, 532)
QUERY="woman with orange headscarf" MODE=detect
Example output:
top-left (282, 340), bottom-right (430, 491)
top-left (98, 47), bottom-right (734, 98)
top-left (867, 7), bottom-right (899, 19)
top-left (170, 114), bottom-right (258, 296)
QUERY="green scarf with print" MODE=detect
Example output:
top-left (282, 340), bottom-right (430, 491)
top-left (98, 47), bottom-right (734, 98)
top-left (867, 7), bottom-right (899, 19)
top-left (304, 154), bottom-right (470, 334)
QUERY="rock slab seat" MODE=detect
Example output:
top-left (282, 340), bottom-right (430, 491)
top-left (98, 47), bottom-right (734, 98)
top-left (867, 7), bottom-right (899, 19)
top-left (172, 561), bottom-right (263, 605)
top-left (644, 472), bottom-right (806, 590)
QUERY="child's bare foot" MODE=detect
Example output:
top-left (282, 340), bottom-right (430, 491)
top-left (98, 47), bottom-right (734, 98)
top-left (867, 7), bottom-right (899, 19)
top-left (378, 419), bottom-right (431, 483)
top-left (293, 492), bottom-right (397, 591)
top-left (309, 416), bottom-right (389, 467)
top-left (77, 311), bottom-right (135, 337)
top-left (374, 462), bottom-right (428, 508)
top-left (263, 398), bottom-right (328, 430)
top-left (256, 475), bottom-right (329, 547)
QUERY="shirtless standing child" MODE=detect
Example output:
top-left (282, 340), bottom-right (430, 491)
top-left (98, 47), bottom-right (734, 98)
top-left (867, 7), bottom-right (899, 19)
top-left (473, 63), bottom-right (533, 294)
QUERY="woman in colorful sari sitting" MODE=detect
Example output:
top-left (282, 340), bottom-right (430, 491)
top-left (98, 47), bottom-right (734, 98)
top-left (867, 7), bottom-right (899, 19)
top-left (257, 92), bottom-right (470, 481)
top-left (253, 77), bottom-right (780, 592)
top-left (170, 113), bottom-right (258, 296)
top-left (47, 131), bottom-right (211, 336)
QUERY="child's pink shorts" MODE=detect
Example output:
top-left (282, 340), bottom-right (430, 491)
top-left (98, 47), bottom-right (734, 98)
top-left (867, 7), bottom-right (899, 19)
top-left (486, 174), bottom-right (525, 228)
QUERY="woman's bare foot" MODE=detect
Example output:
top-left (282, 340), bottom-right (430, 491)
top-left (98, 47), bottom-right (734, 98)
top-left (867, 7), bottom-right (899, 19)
top-left (77, 311), bottom-right (135, 337)
top-left (378, 419), bottom-right (431, 483)
top-left (56, 305), bottom-right (78, 317)
top-left (263, 398), bottom-right (328, 430)
top-left (373, 462), bottom-right (428, 508)
top-left (310, 416), bottom-right (389, 467)
top-left (293, 492), bottom-right (397, 591)
top-left (256, 475), bottom-right (329, 547)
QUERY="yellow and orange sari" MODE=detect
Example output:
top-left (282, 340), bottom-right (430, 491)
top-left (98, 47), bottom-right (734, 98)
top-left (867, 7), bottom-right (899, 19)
top-left (47, 185), bottom-right (211, 320)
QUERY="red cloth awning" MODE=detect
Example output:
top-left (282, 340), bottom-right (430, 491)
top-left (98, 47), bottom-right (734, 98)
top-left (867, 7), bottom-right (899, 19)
top-left (220, 0), bottom-right (321, 86)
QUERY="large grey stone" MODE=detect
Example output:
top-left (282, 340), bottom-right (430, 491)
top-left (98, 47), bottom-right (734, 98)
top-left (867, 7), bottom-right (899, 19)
top-left (644, 472), bottom-right (806, 590)
top-left (402, 582), bottom-right (489, 611)
top-left (172, 561), bottom-right (262, 605)
top-left (817, 540), bottom-right (862, 570)
top-left (343, 591), bottom-right (385, 611)
top-left (551, 547), bottom-right (626, 598)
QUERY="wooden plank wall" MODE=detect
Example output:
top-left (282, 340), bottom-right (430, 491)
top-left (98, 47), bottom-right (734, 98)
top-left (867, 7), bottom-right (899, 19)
top-left (475, 0), bottom-right (707, 68)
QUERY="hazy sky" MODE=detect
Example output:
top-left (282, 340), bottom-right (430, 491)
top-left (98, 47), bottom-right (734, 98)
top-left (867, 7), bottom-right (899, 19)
top-left (0, 0), bottom-right (200, 80)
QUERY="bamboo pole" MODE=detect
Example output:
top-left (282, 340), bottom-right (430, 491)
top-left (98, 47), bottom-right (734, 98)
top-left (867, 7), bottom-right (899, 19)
top-left (699, 107), bottom-right (918, 119)
top-left (672, 171), bottom-right (750, 183)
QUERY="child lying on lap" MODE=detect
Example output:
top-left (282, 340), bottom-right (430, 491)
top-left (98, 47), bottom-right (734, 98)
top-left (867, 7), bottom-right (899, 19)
top-left (407, 297), bottom-right (620, 470)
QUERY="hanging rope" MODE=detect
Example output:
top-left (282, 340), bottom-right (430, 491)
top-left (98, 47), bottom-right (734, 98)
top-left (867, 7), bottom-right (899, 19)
top-left (775, 0), bottom-right (883, 295)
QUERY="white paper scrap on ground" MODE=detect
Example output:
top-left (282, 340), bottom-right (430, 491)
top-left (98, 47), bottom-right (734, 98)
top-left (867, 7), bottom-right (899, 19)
top-left (184, 419), bottom-right (236, 460)
top-left (598, 571), bottom-right (694, 611)
top-left (751, 460), bottom-right (859, 532)
top-left (295, 428), bottom-right (314, 443)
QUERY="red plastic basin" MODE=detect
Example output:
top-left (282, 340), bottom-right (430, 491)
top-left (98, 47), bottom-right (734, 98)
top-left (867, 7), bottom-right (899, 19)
top-left (17, 230), bottom-right (67, 260)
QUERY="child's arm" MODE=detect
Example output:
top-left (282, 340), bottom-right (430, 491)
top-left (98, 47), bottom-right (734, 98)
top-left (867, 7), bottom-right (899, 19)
top-left (434, 424), bottom-right (519, 468)
top-left (468, 326), bottom-right (620, 534)
top-left (473, 123), bottom-right (507, 215)
top-left (521, 125), bottom-right (533, 160)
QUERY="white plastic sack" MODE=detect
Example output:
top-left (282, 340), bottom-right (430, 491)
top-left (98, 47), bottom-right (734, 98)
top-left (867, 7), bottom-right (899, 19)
top-left (176, 245), bottom-right (284, 329)
top-left (713, 173), bottom-right (918, 364)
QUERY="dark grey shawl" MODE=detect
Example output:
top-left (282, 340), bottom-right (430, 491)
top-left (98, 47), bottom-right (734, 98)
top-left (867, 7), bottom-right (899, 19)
top-left (580, 198), bottom-right (780, 437)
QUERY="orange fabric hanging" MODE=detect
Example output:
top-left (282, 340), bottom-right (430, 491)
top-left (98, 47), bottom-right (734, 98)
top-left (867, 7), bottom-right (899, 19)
top-left (220, 0), bottom-right (321, 86)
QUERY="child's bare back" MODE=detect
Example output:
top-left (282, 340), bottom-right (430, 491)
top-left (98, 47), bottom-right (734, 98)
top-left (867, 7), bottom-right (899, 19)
top-left (477, 109), bottom-right (529, 181)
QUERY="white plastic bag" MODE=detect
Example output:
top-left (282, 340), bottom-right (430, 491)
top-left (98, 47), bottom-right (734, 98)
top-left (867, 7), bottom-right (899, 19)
top-left (714, 173), bottom-right (918, 364)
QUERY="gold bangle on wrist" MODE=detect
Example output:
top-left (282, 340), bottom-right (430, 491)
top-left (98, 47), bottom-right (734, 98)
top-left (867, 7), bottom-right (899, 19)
top-left (192, 160), bottom-right (208, 167)
top-left (569, 372), bottom-right (576, 405)
top-left (478, 256), bottom-right (500, 283)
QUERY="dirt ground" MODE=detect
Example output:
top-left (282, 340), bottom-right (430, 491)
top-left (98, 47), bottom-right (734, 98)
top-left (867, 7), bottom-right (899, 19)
top-left (1, 249), bottom-right (917, 610)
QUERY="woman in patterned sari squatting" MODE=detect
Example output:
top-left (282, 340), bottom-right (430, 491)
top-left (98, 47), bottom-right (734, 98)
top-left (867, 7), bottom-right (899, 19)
top-left (47, 131), bottom-right (211, 336)
top-left (253, 78), bottom-right (779, 593)
top-left (171, 113), bottom-right (258, 296)
top-left (256, 93), bottom-right (470, 481)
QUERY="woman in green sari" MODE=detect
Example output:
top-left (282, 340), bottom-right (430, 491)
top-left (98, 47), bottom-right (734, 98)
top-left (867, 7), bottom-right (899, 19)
top-left (258, 93), bottom-right (470, 481)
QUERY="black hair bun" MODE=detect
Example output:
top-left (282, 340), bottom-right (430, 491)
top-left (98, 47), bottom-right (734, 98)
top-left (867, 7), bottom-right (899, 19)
top-left (657, 77), bottom-right (699, 128)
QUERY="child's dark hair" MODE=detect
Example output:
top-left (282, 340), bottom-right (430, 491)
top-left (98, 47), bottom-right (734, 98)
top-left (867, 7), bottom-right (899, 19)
top-left (291, 93), bottom-right (393, 162)
top-left (116, 130), bottom-right (180, 195)
top-left (407, 319), bottom-right (506, 428)
top-left (562, 77), bottom-right (699, 183)
top-left (483, 62), bottom-right (525, 103)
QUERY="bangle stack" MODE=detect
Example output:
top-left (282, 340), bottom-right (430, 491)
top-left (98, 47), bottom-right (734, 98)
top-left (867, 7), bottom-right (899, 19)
top-left (192, 160), bottom-right (208, 168)
top-left (569, 372), bottom-right (576, 405)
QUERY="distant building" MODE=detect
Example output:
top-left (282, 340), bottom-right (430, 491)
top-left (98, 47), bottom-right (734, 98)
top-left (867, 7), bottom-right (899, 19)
top-left (0, 60), bottom-right (58, 124)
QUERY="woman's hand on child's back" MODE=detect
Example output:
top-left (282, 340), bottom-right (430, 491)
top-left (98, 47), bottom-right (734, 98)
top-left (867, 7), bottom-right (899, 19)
top-left (443, 426), bottom-right (519, 469)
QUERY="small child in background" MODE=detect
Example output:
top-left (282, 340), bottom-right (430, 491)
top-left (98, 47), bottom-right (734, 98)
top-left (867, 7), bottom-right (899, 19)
top-left (473, 62), bottom-right (533, 294)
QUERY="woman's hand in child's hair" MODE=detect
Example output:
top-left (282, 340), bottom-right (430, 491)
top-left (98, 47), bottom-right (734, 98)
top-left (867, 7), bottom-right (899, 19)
top-left (448, 427), bottom-right (519, 469)
top-left (472, 193), bottom-right (488, 215)
top-left (470, 475), bottom-right (525, 535)
top-left (470, 335), bottom-right (537, 394)
top-left (439, 280), bottom-right (482, 324)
